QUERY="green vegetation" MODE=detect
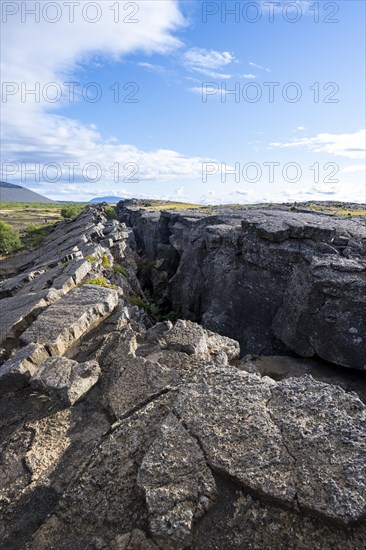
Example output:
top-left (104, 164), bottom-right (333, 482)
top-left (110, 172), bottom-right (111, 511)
top-left (24, 224), bottom-right (49, 247)
top-left (140, 201), bottom-right (203, 211)
top-left (0, 202), bottom-right (64, 232)
top-left (0, 202), bottom-right (87, 237)
top-left (307, 203), bottom-right (366, 217)
top-left (129, 295), bottom-right (146, 308)
top-left (113, 264), bottom-right (127, 276)
top-left (144, 289), bottom-right (179, 323)
top-left (87, 277), bottom-right (117, 290)
top-left (60, 204), bottom-right (85, 219)
top-left (104, 206), bottom-right (117, 220)
top-left (0, 221), bottom-right (23, 254)
top-left (338, 210), bottom-right (366, 217)
top-left (101, 254), bottom-right (111, 269)
top-left (85, 255), bottom-right (98, 263)
top-left (129, 289), bottom-right (179, 323)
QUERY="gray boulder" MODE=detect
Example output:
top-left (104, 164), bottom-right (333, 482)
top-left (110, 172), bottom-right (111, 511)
top-left (0, 289), bottom-right (62, 347)
top-left (21, 285), bottom-right (118, 355)
top-left (30, 357), bottom-right (101, 405)
top-left (0, 343), bottom-right (49, 395)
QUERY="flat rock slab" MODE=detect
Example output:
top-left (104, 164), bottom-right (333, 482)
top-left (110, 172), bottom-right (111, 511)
top-left (174, 367), bottom-right (296, 505)
top-left (173, 367), bottom-right (366, 525)
top-left (59, 258), bottom-right (92, 285)
top-left (105, 356), bottom-right (181, 418)
top-left (0, 289), bottom-right (61, 346)
top-left (30, 357), bottom-right (101, 406)
top-left (21, 285), bottom-right (118, 355)
top-left (267, 376), bottom-right (366, 524)
top-left (0, 343), bottom-right (49, 395)
top-left (137, 413), bottom-right (217, 546)
top-left (27, 394), bottom-right (176, 549)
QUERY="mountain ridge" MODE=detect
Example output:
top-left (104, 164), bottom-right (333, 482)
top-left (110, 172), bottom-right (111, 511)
top-left (0, 181), bottom-right (54, 203)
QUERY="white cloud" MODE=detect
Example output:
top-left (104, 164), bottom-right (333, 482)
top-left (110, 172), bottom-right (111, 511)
top-left (189, 86), bottom-right (207, 95)
top-left (1, 1), bottom-right (223, 195)
top-left (279, 181), bottom-right (365, 204)
top-left (297, 126), bottom-right (307, 131)
top-left (137, 62), bottom-right (172, 77)
top-left (240, 74), bottom-right (256, 79)
top-left (270, 129), bottom-right (366, 159)
top-left (342, 165), bottom-right (366, 173)
top-left (183, 47), bottom-right (236, 79)
top-left (249, 62), bottom-right (271, 73)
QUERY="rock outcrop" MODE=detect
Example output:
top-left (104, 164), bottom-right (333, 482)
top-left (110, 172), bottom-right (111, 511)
top-left (21, 285), bottom-right (118, 355)
top-left (117, 201), bottom-right (366, 370)
top-left (1, 204), bottom-right (365, 549)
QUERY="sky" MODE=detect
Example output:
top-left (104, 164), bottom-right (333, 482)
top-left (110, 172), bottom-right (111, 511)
top-left (0, 0), bottom-right (365, 204)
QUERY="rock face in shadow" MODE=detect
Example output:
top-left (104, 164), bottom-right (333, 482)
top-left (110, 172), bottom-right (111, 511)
top-left (117, 202), bottom-right (366, 370)
top-left (1, 204), bottom-right (366, 550)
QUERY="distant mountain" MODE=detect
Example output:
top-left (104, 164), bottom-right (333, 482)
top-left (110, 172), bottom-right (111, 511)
top-left (89, 196), bottom-right (125, 204)
top-left (0, 182), bottom-right (54, 203)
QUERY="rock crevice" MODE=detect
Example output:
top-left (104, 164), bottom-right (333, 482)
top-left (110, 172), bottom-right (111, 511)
top-left (117, 201), bottom-right (366, 370)
top-left (1, 204), bottom-right (365, 549)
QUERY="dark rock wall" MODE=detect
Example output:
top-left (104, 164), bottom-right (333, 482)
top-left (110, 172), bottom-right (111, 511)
top-left (117, 202), bottom-right (366, 370)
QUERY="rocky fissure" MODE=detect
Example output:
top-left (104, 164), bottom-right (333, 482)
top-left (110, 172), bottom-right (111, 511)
top-left (0, 203), bottom-right (365, 549)
top-left (117, 201), bottom-right (366, 370)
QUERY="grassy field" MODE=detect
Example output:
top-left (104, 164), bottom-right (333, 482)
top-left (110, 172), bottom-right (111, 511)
top-left (0, 203), bottom-right (88, 257)
top-left (306, 203), bottom-right (366, 217)
top-left (0, 202), bottom-right (87, 231)
top-left (134, 200), bottom-right (366, 217)
top-left (133, 200), bottom-right (205, 211)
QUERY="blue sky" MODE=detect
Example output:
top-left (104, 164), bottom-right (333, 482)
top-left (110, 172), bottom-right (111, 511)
top-left (1, 0), bottom-right (365, 203)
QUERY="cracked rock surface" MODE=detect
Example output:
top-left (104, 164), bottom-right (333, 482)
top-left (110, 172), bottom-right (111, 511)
top-left (1, 204), bottom-right (366, 549)
top-left (138, 413), bottom-right (217, 546)
top-left (117, 201), bottom-right (366, 370)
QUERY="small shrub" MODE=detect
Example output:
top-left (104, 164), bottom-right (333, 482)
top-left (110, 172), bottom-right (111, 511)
top-left (129, 296), bottom-right (147, 309)
top-left (0, 221), bottom-right (22, 254)
top-left (61, 205), bottom-right (84, 219)
top-left (113, 264), bottom-right (127, 276)
top-left (104, 206), bottom-right (117, 220)
top-left (24, 224), bottom-right (48, 247)
top-left (85, 255), bottom-right (98, 263)
top-left (144, 288), bottom-right (179, 323)
top-left (88, 277), bottom-right (117, 290)
top-left (101, 254), bottom-right (111, 269)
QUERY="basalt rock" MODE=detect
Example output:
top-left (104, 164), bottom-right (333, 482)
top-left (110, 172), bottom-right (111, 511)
top-left (21, 285), bottom-right (119, 356)
top-left (1, 204), bottom-right (366, 550)
top-left (117, 201), bottom-right (366, 370)
top-left (30, 357), bottom-right (101, 406)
